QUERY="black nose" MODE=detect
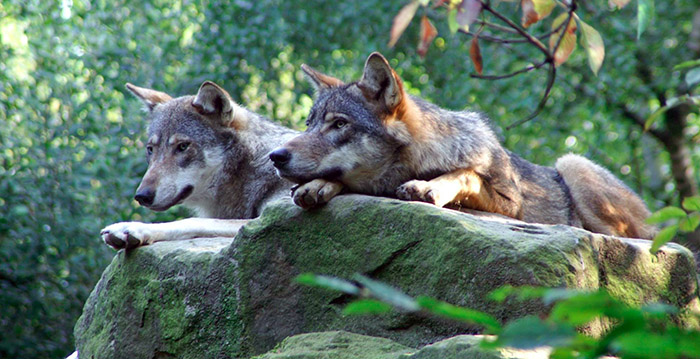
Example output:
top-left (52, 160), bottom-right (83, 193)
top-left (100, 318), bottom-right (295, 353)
top-left (134, 189), bottom-right (155, 206)
top-left (269, 148), bottom-right (291, 167)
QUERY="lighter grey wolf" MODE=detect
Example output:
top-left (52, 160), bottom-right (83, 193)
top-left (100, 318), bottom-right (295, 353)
top-left (269, 52), bottom-right (656, 239)
top-left (101, 81), bottom-right (298, 249)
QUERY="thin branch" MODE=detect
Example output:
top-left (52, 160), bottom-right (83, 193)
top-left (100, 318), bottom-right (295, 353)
top-left (459, 29), bottom-right (533, 44)
top-left (479, 0), bottom-right (549, 57)
top-left (471, 61), bottom-right (547, 80)
top-left (506, 63), bottom-right (557, 130)
top-left (475, 19), bottom-right (519, 34)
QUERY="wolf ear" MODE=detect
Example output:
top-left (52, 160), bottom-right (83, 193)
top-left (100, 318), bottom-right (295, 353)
top-left (192, 81), bottom-right (244, 128)
top-left (357, 52), bottom-right (404, 113)
top-left (301, 64), bottom-right (344, 93)
top-left (126, 83), bottom-right (173, 112)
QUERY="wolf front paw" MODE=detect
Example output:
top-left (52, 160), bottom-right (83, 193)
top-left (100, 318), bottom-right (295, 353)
top-left (396, 180), bottom-right (446, 207)
top-left (100, 222), bottom-right (152, 250)
top-left (291, 179), bottom-right (343, 209)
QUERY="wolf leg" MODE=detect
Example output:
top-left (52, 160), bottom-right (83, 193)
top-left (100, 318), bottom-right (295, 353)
top-left (555, 154), bottom-right (656, 239)
top-left (101, 218), bottom-right (249, 250)
top-left (292, 179), bottom-right (344, 209)
top-left (396, 168), bottom-right (521, 218)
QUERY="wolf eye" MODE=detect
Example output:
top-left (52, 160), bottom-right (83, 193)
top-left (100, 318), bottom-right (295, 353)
top-left (333, 119), bottom-right (348, 129)
top-left (176, 142), bottom-right (190, 152)
top-left (146, 146), bottom-right (153, 155)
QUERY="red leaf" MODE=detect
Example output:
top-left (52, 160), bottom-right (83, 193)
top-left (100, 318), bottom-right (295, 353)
top-left (521, 0), bottom-right (556, 28)
top-left (389, 1), bottom-right (420, 48)
top-left (470, 37), bottom-right (483, 74)
top-left (456, 0), bottom-right (482, 30)
top-left (417, 15), bottom-right (438, 58)
top-left (549, 13), bottom-right (577, 66)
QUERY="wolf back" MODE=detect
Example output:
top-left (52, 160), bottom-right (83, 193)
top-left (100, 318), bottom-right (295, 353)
top-left (270, 52), bottom-right (656, 239)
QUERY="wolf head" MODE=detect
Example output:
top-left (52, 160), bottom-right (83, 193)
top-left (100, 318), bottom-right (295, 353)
top-left (126, 81), bottom-right (247, 214)
top-left (270, 52), bottom-right (420, 193)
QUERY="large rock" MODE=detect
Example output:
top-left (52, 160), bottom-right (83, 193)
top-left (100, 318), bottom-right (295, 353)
top-left (74, 195), bottom-right (700, 359)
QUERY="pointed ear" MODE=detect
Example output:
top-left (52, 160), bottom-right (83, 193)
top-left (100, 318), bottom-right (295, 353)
top-left (357, 52), bottom-right (404, 113)
top-left (191, 81), bottom-right (243, 128)
top-left (126, 83), bottom-right (173, 112)
top-left (301, 64), bottom-right (344, 93)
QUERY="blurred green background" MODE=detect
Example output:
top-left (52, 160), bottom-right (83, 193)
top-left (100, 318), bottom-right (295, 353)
top-left (0, 0), bottom-right (698, 357)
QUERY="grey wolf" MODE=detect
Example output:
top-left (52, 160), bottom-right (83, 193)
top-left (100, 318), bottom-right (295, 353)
top-left (269, 52), bottom-right (656, 239)
top-left (101, 81), bottom-right (298, 249)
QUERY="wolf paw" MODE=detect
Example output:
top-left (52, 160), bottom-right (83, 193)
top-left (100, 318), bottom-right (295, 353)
top-left (396, 180), bottom-right (443, 207)
top-left (292, 179), bottom-right (343, 209)
top-left (100, 222), bottom-right (152, 250)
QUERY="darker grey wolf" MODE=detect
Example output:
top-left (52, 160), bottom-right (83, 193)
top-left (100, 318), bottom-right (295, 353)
top-left (269, 52), bottom-right (656, 239)
top-left (101, 81), bottom-right (298, 249)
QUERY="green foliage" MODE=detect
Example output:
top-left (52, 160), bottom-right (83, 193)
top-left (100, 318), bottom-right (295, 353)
top-left (297, 274), bottom-right (700, 359)
top-left (646, 196), bottom-right (700, 253)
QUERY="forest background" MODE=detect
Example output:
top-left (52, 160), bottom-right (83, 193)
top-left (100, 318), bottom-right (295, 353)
top-left (1, 0), bottom-right (698, 357)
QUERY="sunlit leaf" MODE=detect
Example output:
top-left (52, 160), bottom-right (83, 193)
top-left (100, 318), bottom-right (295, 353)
top-left (447, 9), bottom-right (459, 34)
top-left (682, 196), bottom-right (700, 211)
top-left (353, 274), bottom-right (420, 311)
top-left (674, 59), bottom-right (700, 71)
top-left (295, 273), bottom-right (360, 295)
top-left (456, 0), bottom-right (482, 31)
top-left (637, 0), bottom-right (654, 40)
top-left (343, 299), bottom-right (393, 315)
top-left (521, 0), bottom-right (555, 28)
top-left (416, 296), bottom-right (501, 332)
top-left (679, 213), bottom-right (700, 233)
top-left (417, 15), bottom-right (438, 58)
top-left (645, 206), bottom-right (686, 225)
top-left (483, 316), bottom-right (575, 349)
top-left (650, 224), bottom-right (679, 254)
top-left (644, 105), bottom-right (670, 131)
top-left (470, 37), bottom-right (483, 74)
top-left (685, 68), bottom-right (700, 88)
top-left (550, 290), bottom-right (617, 326)
top-left (389, 0), bottom-right (420, 48)
top-left (577, 18), bottom-right (604, 75)
top-left (549, 13), bottom-right (577, 66)
top-left (608, 0), bottom-right (631, 9)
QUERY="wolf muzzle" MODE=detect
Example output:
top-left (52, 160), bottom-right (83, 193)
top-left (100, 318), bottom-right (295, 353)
top-left (269, 148), bottom-right (291, 169)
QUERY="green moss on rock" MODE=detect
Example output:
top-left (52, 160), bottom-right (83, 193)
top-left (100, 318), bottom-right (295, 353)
top-left (252, 331), bottom-right (412, 359)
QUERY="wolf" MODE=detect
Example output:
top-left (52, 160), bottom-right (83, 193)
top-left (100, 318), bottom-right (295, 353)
top-left (269, 52), bottom-right (656, 239)
top-left (101, 81), bottom-right (298, 249)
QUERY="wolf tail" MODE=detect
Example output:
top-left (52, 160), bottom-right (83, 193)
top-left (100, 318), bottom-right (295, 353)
top-left (555, 154), bottom-right (657, 239)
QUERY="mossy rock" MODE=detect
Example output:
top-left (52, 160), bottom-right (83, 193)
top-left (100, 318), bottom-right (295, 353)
top-left (74, 195), bottom-right (700, 359)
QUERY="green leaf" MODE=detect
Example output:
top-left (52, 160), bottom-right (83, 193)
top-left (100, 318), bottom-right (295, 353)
top-left (682, 196), bottom-right (700, 211)
top-left (685, 68), bottom-right (700, 89)
top-left (550, 290), bottom-right (617, 326)
top-left (645, 206), bottom-right (686, 224)
top-left (447, 9), bottom-right (459, 34)
top-left (295, 273), bottom-right (360, 295)
top-left (488, 285), bottom-right (548, 303)
top-left (353, 274), bottom-right (419, 311)
top-left (636, 0), bottom-right (654, 40)
top-left (483, 316), bottom-right (575, 349)
top-left (577, 18), bottom-right (604, 76)
top-left (416, 296), bottom-right (502, 332)
top-left (644, 105), bottom-right (670, 131)
top-left (679, 213), bottom-right (700, 233)
top-left (342, 299), bottom-right (393, 315)
top-left (650, 224), bottom-right (679, 254)
top-left (674, 59), bottom-right (700, 71)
